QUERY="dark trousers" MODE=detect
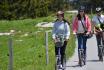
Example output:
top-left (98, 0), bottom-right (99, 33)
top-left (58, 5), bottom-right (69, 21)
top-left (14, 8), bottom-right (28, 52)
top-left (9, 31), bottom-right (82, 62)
top-left (55, 41), bottom-right (67, 64)
top-left (96, 32), bottom-right (104, 56)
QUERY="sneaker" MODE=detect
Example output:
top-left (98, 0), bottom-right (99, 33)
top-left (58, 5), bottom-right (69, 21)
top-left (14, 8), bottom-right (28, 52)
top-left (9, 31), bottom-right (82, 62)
top-left (59, 64), bottom-right (63, 69)
top-left (84, 61), bottom-right (86, 65)
top-left (99, 56), bottom-right (103, 61)
top-left (84, 57), bottom-right (86, 65)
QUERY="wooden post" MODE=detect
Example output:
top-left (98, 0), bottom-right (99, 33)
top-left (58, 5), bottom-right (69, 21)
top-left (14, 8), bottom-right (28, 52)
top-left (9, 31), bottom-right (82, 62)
top-left (8, 36), bottom-right (13, 70)
top-left (45, 31), bottom-right (49, 65)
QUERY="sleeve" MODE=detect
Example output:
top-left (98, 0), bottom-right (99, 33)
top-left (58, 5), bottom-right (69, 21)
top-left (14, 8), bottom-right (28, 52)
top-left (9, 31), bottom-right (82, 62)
top-left (52, 23), bottom-right (56, 39)
top-left (102, 15), bottom-right (104, 23)
top-left (86, 16), bottom-right (91, 32)
top-left (72, 17), bottom-right (77, 33)
top-left (92, 17), bottom-right (94, 22)
top-left (92, 16), bottom-right (96, 25)
top-left (65, 23), bottom-right (70, 39)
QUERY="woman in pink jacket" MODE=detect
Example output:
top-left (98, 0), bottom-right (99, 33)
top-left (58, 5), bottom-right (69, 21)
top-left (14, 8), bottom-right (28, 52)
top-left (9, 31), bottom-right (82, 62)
top-left (72, 6), bottom-right (91, 65)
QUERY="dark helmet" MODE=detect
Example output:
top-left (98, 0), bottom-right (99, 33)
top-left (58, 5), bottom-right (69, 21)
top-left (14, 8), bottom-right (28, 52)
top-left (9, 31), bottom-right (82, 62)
top-left (78, 6), bottom-right (85, 12)
top-left (96, 7), bottom-right (102, 12)
top-left (56, 11), bottom-right (64, 18)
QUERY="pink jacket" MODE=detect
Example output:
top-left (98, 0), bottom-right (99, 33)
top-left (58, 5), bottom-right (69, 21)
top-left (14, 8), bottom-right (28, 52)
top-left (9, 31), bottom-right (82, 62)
top-left (72, 15), bottom-right (91, 33)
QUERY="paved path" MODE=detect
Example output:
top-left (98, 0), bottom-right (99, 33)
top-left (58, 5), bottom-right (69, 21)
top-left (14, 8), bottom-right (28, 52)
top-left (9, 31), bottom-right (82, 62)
top-left (66, 35), bottom-right (104, 70)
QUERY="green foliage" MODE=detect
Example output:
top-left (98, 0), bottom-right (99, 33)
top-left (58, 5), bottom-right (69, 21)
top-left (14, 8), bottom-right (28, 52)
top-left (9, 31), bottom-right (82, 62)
top-left (70, 0), bottom-right (104, 13)
top-left (0, 0), bottom-right (69, 20)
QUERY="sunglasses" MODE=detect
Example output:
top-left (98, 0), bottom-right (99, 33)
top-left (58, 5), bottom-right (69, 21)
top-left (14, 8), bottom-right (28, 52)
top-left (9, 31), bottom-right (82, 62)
top-left (79, 10), bottom-right (84, 12)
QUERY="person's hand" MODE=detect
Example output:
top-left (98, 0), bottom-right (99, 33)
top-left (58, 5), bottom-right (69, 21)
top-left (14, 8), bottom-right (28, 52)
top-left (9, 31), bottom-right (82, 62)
top-left (95, 29), bottom-right (100, 33)
top-left (65, 39), bottom-right (69, 41)
top-left (73, 32), bottom-right (76, 35)
top-left (53, 39), bottom-right (58, 43)
top-left (99, 28), bottom-right (102, 32)
top-left (86, 32), bottom-right (90, 35)
top-left (73, 32), bottom-right (77, 38)
top-left (94, 31), bottom-right (97, 34)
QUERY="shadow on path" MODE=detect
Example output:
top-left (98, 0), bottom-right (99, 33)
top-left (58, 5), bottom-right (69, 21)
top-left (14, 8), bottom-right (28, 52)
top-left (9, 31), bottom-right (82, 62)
top-left (66, 60), bottom-right (80, 68)
top-left (66, 64), bottom-right (80, 68)
top-left (87, 59), bottom-right (100, 62)
top-left (66, 59), bottom-right (100, 68)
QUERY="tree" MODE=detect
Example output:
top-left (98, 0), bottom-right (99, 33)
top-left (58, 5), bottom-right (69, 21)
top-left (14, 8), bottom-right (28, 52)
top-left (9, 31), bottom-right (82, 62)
top-left (0, 0), bottom-right (70, 20)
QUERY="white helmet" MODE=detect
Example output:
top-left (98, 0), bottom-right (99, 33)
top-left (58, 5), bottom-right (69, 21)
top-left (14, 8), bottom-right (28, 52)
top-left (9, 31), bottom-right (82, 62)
top-left (96, 7), bottom-right (102, 12)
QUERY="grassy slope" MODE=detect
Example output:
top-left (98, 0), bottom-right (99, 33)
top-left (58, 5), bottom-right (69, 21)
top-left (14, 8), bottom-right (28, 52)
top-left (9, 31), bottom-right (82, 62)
top-left (0, 13), bottom-right (76, 70)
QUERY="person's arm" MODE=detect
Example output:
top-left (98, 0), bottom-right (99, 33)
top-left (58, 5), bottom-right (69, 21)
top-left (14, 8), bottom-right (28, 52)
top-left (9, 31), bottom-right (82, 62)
top-left (65, 23), bottom-right (70, 41)
top-left (92, 21), bottom-right (96, 33)
top-left (91, 16), bottom-right (97, 33)
top-left (52, 23), bottom-right (58, 43)
top-left (92, 17), bottom-right (102, 33)
top-left (72, 17), bottom-right (78, 34)
top-left (86, 16), bottom-right (91, 33)
top-left (52, 23), bottom-right (56, 39)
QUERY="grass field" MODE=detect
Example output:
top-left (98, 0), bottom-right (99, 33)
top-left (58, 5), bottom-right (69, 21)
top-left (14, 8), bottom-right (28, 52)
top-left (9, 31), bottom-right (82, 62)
top-left (0, 13), bottom-right (76, 70)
